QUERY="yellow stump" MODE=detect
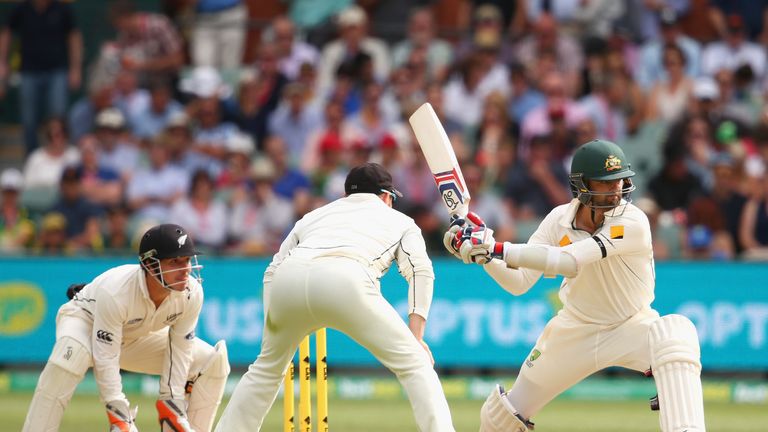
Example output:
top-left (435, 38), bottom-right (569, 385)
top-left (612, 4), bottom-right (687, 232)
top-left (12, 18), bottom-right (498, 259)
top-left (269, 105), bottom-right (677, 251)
top-left (316, 328), bottom-right (329, 432)
top-left (299, 336), bottom-right (312, 432)
top-left (283, 361), bottom-right (295, 432)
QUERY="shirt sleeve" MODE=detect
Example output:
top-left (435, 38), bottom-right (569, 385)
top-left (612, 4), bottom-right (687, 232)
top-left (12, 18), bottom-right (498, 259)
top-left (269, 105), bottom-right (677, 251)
top-left (91, 290), bottom-right (128, 403)
top-left (160, 286), bottom-right (202, 400)
top-left (562, 217), bottom-right (651, 267)
top-left (395, 223), bottom-right (434, 319)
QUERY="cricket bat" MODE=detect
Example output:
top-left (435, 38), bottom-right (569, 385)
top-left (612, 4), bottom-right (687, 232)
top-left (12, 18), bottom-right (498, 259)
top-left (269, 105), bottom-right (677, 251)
top-left (409, 102), bottom-right (471, 218)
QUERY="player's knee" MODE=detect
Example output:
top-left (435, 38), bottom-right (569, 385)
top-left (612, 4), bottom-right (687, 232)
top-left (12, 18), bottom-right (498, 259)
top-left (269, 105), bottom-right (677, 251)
top-left (649, 314), bottom-right (701, 369)
top-left (48, 336), bottom-right (91, 376)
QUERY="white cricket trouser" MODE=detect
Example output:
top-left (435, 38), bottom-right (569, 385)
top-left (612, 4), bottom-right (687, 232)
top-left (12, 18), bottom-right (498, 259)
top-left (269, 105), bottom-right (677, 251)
top-left (215, 256), bottom-right (455, 432)
top-left (22, 315), bottom-right (216, 431)
top-left (191, 4), bottom-right (247, 69)
top-left (507, 308), bottom-right (661, 418)
top-left (54, 315), bottom-right (216, 377)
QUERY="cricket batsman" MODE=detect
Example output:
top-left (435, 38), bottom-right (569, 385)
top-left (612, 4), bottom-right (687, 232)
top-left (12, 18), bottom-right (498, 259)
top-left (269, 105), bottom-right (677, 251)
top-left (23, 224), bottom-right (230, 432)
top-left (445, 140), bottom-right (706, 432)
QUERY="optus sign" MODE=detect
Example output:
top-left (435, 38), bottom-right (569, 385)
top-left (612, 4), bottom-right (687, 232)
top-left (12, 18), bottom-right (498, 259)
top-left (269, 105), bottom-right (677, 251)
top-left (0, 282), bottom-right (46, 336)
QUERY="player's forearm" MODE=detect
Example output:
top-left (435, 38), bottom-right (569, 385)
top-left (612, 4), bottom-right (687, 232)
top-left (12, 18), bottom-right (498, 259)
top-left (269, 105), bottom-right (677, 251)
top-left (483, 259), bottom-right (539, 296)
top-left (408, 313), bottom-right (427, 340)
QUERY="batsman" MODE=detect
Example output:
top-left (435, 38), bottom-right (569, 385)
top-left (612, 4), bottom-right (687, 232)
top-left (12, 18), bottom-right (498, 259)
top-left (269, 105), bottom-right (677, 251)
top-left (23, 224), bottom-right (230, 432)
top-left (445, 140), bottom-right (706, 432)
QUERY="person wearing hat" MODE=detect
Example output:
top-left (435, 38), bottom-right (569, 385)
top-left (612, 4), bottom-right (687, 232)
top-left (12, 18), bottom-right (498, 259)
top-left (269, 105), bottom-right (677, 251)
top-left (23, 223), bottom-right (229, 432)
top-left (216, 163), bottom-right (455, 432)
top-left (445, 140), bottom-right (705, 432)
top-left (316, 4), bottom-right (390, 96)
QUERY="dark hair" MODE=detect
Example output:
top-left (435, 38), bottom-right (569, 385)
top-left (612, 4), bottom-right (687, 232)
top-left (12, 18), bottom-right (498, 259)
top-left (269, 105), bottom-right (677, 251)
top-left (189, 169), bottom-right (213, 194)
top-left (109, 0), bottom-right (137, 22)
top-left (662, 43), bottom-right (687, 67)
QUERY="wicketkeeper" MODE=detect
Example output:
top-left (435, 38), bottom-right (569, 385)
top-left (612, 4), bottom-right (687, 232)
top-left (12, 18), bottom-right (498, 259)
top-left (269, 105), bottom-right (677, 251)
top-left (445, 140), bottom-right (706, 432)
top-left (23, 224), bottom-right (230, 432)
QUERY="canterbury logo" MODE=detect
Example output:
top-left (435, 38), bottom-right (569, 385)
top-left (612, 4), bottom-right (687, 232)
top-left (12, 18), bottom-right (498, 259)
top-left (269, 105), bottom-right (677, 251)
top-left (178, 234), bottom-right (188, 247)
top-left (605, 155), bottom-right (622, 171)
top-left (96, 330), bottom-right (114, 343)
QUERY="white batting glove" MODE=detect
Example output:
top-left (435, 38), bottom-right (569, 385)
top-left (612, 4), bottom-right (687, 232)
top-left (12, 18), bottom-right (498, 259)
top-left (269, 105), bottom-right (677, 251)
top-left (157, 399), bottom-right (196, 432)
top-left (443, 223), bottom-right (465, 260)
top-left (106, 399), bottom-right (138, 432)
top-left (458, 225), bottom-right (501, 264)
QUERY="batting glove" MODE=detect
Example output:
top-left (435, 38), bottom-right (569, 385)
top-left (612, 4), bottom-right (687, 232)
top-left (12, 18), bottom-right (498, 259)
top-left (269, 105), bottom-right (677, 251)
top-left (157, 399), bottom-right (196, 432)
top-left (106, 399), bottom-right (138, 432)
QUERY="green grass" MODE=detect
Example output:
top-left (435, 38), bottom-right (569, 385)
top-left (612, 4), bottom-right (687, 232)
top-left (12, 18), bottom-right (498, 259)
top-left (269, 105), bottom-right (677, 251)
top-left (3, 393), bottom-right (766, 431)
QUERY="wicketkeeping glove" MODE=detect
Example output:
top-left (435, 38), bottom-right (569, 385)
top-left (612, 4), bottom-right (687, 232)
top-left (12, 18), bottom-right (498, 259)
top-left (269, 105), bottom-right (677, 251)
top-left (157, 399), bottom-right (196, 432)
top-left (106, 399), bottom-right (138, 432)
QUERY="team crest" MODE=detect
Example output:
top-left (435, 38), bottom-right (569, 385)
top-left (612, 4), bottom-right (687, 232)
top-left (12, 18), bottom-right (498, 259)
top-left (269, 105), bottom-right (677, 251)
top-left (177, 234), bottom-right (188, 247)
top-left (605, 155), bottom-right (622, 171)
top-left (525, 349), bottom-right (542, 367)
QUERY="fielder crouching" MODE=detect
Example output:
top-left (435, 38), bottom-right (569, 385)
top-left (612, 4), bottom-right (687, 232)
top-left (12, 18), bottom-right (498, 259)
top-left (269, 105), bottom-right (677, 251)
top-left (23, 224), bottom-right (230, 432)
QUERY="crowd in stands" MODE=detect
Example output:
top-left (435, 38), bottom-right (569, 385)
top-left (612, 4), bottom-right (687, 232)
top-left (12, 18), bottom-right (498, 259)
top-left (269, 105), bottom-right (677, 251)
top-left (1, 0), bottom-right (768, 261)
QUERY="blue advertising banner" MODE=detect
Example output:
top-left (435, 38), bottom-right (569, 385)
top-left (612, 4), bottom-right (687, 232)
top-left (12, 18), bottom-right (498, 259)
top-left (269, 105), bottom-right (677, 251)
top-left (0, 258), bottom-right (766, 370)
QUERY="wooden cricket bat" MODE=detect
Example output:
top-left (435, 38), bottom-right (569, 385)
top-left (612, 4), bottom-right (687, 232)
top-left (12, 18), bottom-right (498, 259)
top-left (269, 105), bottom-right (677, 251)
top-left (409, 102), bottom-right (471, 218)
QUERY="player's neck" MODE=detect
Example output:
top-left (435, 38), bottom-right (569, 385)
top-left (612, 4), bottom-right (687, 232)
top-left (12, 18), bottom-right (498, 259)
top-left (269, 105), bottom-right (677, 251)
top-left (574, 205), bottom-right (606, 234)
top-left (145, 275), bottom-right (170, 308)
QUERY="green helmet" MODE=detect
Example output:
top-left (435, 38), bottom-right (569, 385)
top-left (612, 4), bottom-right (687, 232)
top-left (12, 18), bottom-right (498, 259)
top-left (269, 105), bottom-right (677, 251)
top-left (569, 139), bottom-right (636, 208)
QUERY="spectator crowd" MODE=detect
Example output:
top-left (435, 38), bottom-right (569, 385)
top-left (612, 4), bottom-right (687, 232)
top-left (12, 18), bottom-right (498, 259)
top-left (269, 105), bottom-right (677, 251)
top-left (1, 0), bottom-right (768, 261)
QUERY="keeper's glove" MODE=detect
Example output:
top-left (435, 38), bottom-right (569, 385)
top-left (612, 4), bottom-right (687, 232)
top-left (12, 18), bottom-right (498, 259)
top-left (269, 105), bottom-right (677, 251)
top-left (157, 399), bottom-right (196, 432)
top-left (106, 399), bottom-right (138, 432)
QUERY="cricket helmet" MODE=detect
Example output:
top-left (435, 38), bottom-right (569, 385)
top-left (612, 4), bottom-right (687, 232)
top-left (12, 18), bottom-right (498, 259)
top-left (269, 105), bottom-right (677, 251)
top-left (569, 139), bottom-right (636, 208)
top-left (138, 224), bottom-right (202, 291)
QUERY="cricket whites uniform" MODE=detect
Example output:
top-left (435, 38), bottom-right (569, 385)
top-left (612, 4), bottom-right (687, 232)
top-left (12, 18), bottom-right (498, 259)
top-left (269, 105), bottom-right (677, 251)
top-left (484, 198), bottom-right (704, 431)
top-left (23, 264), bottom-right (215, 431)
top-left (60, 265), bottom-right (211, 400)
top-left (216, 193), bottom-right (455, 432)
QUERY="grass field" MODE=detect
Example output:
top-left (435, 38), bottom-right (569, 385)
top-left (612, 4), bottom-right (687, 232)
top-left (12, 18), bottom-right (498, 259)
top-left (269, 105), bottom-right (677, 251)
top-left (3, 393), bottom-right (767, 431)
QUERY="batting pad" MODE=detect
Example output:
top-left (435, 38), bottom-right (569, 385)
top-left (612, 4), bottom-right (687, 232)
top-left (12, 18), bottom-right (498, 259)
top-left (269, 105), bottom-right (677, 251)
top-left (23, 337), bottom-right (90, 432)
top-left (187, 340), bottom-right (230, 432)
top-left (649, 315), bottom-right (705, 432)
top-left (480, 384), bottom-right (530, 432)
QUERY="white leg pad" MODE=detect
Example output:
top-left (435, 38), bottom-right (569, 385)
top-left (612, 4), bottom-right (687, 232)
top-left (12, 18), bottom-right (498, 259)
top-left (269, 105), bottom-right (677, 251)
top-left (187, 340), bottom-right (231, 432)
top-left (479, 384), bottom-right (530, 432)
top-left (649, 315), bottom-right (706, 432)
top-left (22, 337), bottom-right (91, 432)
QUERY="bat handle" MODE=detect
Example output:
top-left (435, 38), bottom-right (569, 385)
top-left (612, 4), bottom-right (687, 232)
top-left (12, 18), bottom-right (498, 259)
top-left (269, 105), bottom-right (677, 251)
top-left (466, 211), bottom-right (486, 228)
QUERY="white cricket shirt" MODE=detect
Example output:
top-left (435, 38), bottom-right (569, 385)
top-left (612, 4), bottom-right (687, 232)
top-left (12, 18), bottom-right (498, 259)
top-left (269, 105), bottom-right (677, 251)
top-left (264, 193), bottom-right (435, 318)
top-left (58, 264), bottom-right (203, 403)
top-left (487, 198), bottom-right (655, 325)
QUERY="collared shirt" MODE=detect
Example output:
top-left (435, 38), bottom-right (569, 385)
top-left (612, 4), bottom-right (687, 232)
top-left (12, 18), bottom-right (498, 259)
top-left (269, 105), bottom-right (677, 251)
top-left (264, 193), bottom-right (435, 318)
top-left (487, 199), bottom-right (655, 325)
top-left (58, 264), bottom-right (203, 402)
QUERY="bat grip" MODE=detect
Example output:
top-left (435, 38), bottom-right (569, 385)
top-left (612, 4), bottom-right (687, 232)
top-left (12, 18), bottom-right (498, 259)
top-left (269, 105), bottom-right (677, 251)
top-left (466, 211), bottom-right (486, 228)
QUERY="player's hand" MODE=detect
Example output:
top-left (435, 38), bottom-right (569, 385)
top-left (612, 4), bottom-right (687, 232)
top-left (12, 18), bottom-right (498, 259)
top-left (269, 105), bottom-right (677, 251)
top-left (457, 225), bottom-right (497, 264)
top-left (106, 399), bottom-right (138, 432)
top-left (156, 399), bottom-right (196, 432)
top-left (443, 212), bottom-right (488, 261)
top-left (417, 338), bottom-right (435, 365)
top-left (443, 222), bottom-right (464, 260)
